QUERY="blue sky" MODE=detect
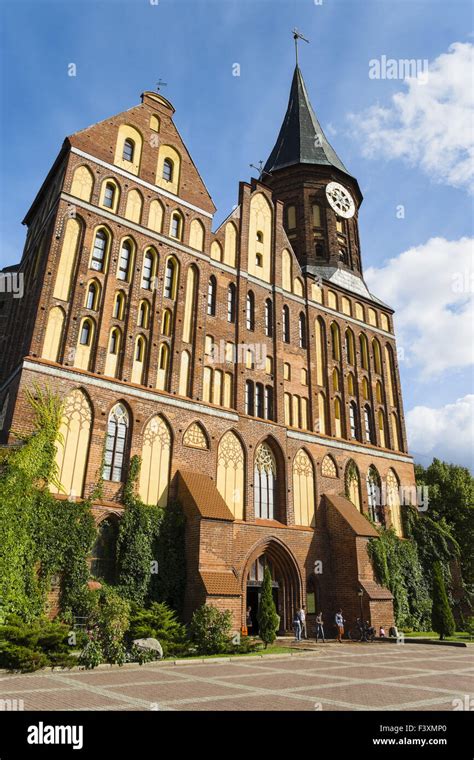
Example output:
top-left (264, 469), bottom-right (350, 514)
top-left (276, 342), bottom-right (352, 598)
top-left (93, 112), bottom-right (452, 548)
top-left (1, 0), bottom-right (473, 468)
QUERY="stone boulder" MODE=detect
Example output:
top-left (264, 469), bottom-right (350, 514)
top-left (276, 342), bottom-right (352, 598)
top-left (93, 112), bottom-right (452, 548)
top-left (133, 638), bottom-right (163, 659)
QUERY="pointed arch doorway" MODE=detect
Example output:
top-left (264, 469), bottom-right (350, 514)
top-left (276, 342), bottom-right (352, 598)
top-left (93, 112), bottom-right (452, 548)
top-left (243, 539), bottom-right (302, 635)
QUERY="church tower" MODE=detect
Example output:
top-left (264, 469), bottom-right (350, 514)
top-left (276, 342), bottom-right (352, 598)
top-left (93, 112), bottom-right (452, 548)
top-left (263, 65), bottom-right (364, 279)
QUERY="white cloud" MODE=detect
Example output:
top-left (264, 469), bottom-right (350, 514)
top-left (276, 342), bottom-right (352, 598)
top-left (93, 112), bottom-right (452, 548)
top-left (406, 395), bottom-right (474, 469)
top-left (365, 236), bottom-right (473, 376)
top-left (350, 42), bottom-right (474, 192)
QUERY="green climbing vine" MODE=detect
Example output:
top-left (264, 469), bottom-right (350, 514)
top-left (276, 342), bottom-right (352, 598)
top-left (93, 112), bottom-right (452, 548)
top-left (0, 386), bottom-right (96, 622)
top-left (115, 455), bottom-right (186, 613)
top-left (368, 505), bottom-right (461, 630)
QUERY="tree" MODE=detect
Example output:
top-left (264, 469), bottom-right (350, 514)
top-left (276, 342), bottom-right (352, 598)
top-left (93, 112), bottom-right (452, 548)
top-left (415, 460), bottom-right (474, 588)
top-left (257, 567), bottom-right (279, 648)
top-left (431, 562), bottom-right (455, 640)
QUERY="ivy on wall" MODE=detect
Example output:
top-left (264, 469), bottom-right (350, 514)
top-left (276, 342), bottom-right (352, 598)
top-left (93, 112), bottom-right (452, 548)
top-left (368, 506), bottom-right (461, 630)
top-left (115, 455), bottom-right (186, 614)
top-left (0, 386), bottom-right (96, 622)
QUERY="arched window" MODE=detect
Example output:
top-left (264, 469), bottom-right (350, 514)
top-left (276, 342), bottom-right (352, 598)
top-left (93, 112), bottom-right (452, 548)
top-left (217, 431), bottom-right (245, 519)
top-left (227, 283), bottom-right (236, 323)
top-left (254, 442), bottom-right (277, 520)
top-left (90, 229), bottom-right (108, 272)
top-left (131, 336), bottom-right (146, 384)
top-left (103, 404), bottom-right (129, 482)
top-left (163, 158), bottom-right (173, 182)
top-left (264, 386), bottom-right (274, 421)
top-left (367, 466), bottom-right (383, 524)
top-left (347, 372), bottom-right (355, 396)
top-left (103, 182), bottom-right (116, 209)
top-left (299, 312), bottom-right (307, 349)
top-left (391, 412), bottom-right (400, 451)
top-left (373, 338), bottom-right (382, 374)
top-left (157, 343), bottom-right (170, 390)
top-left (164, 257), bottom-right (178, 299)
top-left (79, 319), bottom-right (92, 346)
top-left (105, 326), bottom-right (121, 378)
top-left (207, 276), bottom-right (217, 316)
top-left (246, 291), bottom-right (255, 331)
top-left (334, 397), bottom-right (342, 437)
top-left (183, 422), bottom-right (208, 450)
top-left (361, 377), bottom-right (369, 400)
top-left (315, 318), bottom-right (326, 387)
top-left (360, 334), bottom-right (369, 370)
top-left (122, 138), bottom-right (134, 162)
top-left (189, 219), bottom-right (205, 252)
top-left (378, 409), bottom-right (386, 448)
top-left (141, 248), bottom-right (157, 290)
top-left (85, 281), bottom-right (100, 310)
top-left (283, 305), bottom-right (290, 343)
top-left (178, 350), bottom-right (191, 397)
top-left (363, 405), bottom-right (373, 444)
top-left (346, 329), bottom-right (355, 365)
top-left (137, 300), bottom-right (150, 328)
top-left (52, 389), bottom-right (92, 499)
top-left (376, 380), bottom-right (383, 403)
top-left (318, 392), bottom-right (327, 434)
top-left (331, 322), bottom-right (341, 361)
top-left (264, 298), bottom-right (273, 337)
top-left (124, 189), bottom-right (143, 224)
top-left (161, 309), bottom-right (172, 337)
top-left (332, 368), bottom-right (340, 392)
top-left (245, 380), bottom-right (254, 416)
top-left (170, 211), bottom-right (183, 240)
top-left (113, 291), bottom-right (125, 320)
top-left (71, 165), bottom-right (94, 202)
top-left (42, 306), bottom-right (65, 362)
top-left (90, 518), bottom-right (119, 584)
top-left (255, 383), bottom-right (264, 418)
top-left (387, 469), bottom-right (403, 537)
top-left (321, 455), bottom-right (337, 478)
top-left (345, 460), bottom-right (361, 511)
top-left (293, 449), bottom-right (315, 526)
top-left (139, 416), bottom-right (171, 507)
top-left (385, 344), bottom-right (397, 407)
top-left (349, 401), bottom-right (358, 439)
top-left (118, 240), bottom-right (132, 281)
top-left (110, 328), bottom-right (120, 353)
top-left (282, 249), bottom-right (292, 291)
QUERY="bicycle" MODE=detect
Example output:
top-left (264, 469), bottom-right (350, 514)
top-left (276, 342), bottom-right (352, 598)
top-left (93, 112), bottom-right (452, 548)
top-left (348, 619), bottom-right (375, 642)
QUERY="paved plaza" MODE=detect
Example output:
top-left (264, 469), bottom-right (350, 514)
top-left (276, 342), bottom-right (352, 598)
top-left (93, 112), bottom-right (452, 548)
top-left (0, 644), bottom-right (472, 712)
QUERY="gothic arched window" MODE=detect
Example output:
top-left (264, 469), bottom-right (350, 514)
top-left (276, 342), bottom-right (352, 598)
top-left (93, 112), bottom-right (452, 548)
top-left (103, 404), bottom-right (129, 482)
top-left (367, 466), bottom-right (383, 524)
top-left (90, 517), bottom-right (119, 584)
top-left (264, 298), bottom-right (273, 337)
top-left (227, 283), bottom-right (236, 323)
top-left (246, 291), bottom-right (255, 331)
top-left (207, 276), bottom-right (217, 316)
top-left (254, 442), bottom-right (277, 520)
top-left (283, 305), bottom-right (290, 343)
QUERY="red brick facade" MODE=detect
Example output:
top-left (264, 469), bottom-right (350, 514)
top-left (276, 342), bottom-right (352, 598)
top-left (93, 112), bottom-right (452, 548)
top-left (0, 80), bottom-right (416, 636)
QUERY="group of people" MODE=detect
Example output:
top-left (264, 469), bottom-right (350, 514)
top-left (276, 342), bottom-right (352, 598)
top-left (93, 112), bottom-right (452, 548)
top-left (247, 602), bottom-right (390, 642)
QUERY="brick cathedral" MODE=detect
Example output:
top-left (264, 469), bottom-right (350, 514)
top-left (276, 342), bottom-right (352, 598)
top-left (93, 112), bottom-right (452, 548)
top-left (0, 64), bottom-right (417, 634)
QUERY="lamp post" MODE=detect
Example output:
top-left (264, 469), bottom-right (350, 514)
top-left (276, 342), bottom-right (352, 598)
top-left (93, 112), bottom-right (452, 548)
top-left (358, 588), bottom-right (364, 636)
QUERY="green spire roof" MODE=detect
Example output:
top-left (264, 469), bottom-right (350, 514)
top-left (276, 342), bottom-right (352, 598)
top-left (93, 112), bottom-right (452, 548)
top-left (264, 65), bottom-right (350, 176)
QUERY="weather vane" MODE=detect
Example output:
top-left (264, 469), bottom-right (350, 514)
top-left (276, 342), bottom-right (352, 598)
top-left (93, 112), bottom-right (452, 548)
top-left (292, 28), bottom-right (309, 65)
top-left (156, 79), bottom-right (167, 92)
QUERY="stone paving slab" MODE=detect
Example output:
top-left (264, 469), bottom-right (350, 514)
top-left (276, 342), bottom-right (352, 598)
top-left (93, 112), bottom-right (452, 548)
top-left (0, 644), bottom-right (471, 712)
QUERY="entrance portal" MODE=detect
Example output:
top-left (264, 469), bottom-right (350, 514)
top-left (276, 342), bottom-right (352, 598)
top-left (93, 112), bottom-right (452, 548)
top-left (246, 555), bottom-right (281, 634)
top-left (244, 540), bottom-right (302, 634)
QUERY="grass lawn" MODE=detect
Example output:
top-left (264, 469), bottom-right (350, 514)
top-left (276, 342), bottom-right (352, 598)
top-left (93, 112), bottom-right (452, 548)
top-left (402, 630), bottom-right (473, 643)
top-left (167, 644), bottom-right (295, 661)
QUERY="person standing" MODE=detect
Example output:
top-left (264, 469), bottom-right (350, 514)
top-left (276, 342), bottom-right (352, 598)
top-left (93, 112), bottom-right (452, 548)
top-left (246, 606), bottom-right (253, 635)
top-left (315, 611), bottom-right (325, 643)
top-left (293, 609), bottom-right (302, 641)
top-left (299, 605), bottom-right (307, 639)
top-left (335, 609), bottom-right (344, 643)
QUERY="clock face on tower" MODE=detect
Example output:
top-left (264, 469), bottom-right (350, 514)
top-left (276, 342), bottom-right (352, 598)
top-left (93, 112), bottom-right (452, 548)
top-left (325, 181), bottom-right (355, 219)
